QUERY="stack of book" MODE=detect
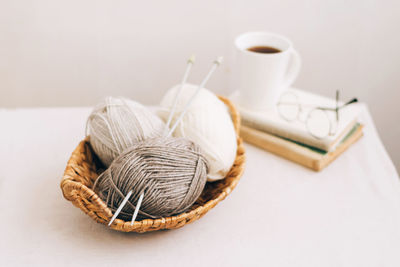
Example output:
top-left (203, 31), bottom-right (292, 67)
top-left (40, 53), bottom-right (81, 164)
top-left (232, 89), bottom-right (364, 171)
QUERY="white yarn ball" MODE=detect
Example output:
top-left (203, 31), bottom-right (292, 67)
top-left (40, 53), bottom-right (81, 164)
top-left (87, 96), bottom-right (166, 167)
top-left (158, 83), bottom-right (237, 181)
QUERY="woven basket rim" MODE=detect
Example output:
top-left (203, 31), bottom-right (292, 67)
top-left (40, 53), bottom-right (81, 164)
top-left (60, 96), bottom-right (245, 232)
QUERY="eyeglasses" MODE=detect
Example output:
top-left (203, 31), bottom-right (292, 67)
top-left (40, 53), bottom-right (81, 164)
top-left (277, 90), bottom-right (358, 139)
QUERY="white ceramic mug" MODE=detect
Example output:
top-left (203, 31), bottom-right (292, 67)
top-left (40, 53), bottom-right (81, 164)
top-left (234, 32), bottom-right (301, 110)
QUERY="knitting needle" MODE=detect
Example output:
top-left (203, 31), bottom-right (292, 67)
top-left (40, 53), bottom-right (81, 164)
top-left (108, 56), bottom-right (223, 227)
top-left (130, 192), bottom-right (144, 225)
top-left (165, 55), bottom-right (196, 128)
top-left (108, 190), bottom-right (132, 226)
top-left (168, 56), bottom-right (223, 135)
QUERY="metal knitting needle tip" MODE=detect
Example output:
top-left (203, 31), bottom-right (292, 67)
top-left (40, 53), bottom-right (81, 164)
top-left (214, 56), bottom-right (223, 65)
top-left (130, 193), bottom-right (144, 226)
top-left (188, 54), bottom-right (196, 64)
top-left (108, 190), bottom-right (133, 226)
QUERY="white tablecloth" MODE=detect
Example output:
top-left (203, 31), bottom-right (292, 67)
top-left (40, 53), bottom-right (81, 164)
top-left (0, 105), bottom-right (399, 267)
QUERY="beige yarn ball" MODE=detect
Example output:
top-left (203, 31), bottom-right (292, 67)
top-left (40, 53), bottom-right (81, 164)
top-left (158, 83), bottom-right (237, 181)
top-left (93, 136), bottom-right (208, 221)
top-left (87, 97), bottom-right (166, 167)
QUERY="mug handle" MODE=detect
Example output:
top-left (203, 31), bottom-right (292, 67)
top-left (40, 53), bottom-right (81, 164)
top-left (281, 48), bottom-right (301, 90)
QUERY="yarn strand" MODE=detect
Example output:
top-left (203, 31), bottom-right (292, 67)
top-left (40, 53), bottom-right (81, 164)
top-left (107, 56), bottom-right (222, 226)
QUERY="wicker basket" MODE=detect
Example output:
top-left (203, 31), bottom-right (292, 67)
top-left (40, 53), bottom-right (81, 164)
top-left (60, 96), bottom-right (245, 233)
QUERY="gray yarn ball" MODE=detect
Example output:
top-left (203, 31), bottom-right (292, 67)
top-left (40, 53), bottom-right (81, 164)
top-left (93, 137), bottom-right (209, 220)
top-left (86, 97), bottom-right (166, 167)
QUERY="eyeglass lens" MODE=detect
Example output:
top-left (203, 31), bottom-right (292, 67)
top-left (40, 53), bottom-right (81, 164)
top-left (306, 108), bottom-right (331, 139)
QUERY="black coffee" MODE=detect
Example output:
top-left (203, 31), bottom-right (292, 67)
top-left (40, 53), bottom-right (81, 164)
top-left (247, 45), bottom-right (281, 54)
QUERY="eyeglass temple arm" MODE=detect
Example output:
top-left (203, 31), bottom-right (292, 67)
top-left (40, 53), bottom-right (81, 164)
top-left (342, 98), bottom-right (358, 107)
top-left (335, 96), bottom-right (358, 123)
top-left (316, 98), bottom-right (358, 112)
top-left (279, 91), bottom-right (358, 119)
top-left (336, 90), bottom-right (339, 122)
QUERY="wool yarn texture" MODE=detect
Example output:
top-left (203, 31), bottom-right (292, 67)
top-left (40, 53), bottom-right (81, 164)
top-left (93, 136), bottom-right (208, 220)
top-left (86, 97), bottom-right (166, 167)
top-left (159, 83), bottom-right (237, 181)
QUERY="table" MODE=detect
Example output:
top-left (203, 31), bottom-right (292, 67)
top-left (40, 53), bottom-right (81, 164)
top-left (0, 105), bottom-right (399, 267)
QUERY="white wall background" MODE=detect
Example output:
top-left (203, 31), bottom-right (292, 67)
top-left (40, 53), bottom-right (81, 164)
top-left (0, 0), bottom-right (399, 172)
